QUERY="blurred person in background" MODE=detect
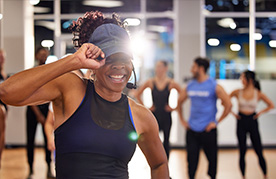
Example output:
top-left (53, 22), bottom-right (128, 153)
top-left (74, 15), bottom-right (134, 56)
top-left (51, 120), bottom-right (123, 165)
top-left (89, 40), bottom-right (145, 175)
top-left (0, 49), bottom-right (7, 168)
top-left (25, 47), bottom-right (55, 178)
top-left (177, 57), bottom-right (232, 179)
top-left (230, 70), bottom-right (274, 179)
top-left (135, 60), bottom-right (181, 159)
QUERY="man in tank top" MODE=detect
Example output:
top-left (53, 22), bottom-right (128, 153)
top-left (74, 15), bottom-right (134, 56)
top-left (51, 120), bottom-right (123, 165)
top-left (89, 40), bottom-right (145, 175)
top-left (177, 57), bottom-right (232, 179)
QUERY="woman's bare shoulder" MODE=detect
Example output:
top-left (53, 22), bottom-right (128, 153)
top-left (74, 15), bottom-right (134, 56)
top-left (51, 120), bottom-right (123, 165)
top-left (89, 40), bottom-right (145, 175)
top-left (128, 98), bottom-right (158, 135)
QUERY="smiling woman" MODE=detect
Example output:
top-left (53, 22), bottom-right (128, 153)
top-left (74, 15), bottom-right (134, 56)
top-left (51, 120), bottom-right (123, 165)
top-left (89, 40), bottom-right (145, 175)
top-left (0, 11), bottom-right (169, 179)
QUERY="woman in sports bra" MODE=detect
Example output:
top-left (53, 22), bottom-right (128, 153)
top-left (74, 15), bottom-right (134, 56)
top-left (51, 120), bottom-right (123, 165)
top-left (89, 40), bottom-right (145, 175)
top-left (230, 70), bottom-right (274, 179)
top-left (0, 11), bottom-right (169, 178)
top-left (135, 61), bottom-right (181, 159)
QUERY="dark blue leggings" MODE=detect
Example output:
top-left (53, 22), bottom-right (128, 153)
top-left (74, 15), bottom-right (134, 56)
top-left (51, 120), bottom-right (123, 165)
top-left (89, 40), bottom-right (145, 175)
top-left (237, 112), bottom-right (267, 176)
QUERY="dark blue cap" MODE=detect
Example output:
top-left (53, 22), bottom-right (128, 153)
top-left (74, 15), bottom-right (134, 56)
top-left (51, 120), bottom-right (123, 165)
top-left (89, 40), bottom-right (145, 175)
top-left (88, 23), bottom-right (133, 59)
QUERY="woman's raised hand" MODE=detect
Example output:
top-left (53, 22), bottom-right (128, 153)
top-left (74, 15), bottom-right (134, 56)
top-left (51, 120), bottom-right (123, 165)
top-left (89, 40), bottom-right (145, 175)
top-left (73, 43), bottom-right (106, 70)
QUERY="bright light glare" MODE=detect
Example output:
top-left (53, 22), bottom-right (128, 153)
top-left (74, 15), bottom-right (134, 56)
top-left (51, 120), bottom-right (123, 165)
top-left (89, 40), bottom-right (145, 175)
top-left (41, 40), bottom-right (54, 48)
top-left (230, 22), bottom-right (237, 29)
top-left (131, 38), bottom-right (144, 55)
top-left (131, 35), bottom-right (149, 56)
top-left (124, 18), bottom-right (141, 26)
top-left (208, 38), bottom-right (220, 46)
top-left (0, 14), bottom-right (2, 20)
top-left (82, 0), bottom-right (123, 8)
top-left (29, 0), bottom-right (40, 5)
top-left (45, 55), bottom-right (58, 64)
top-left (254, 33), bottom-right (262, 40)
top-left (230, 44), bottom-right (241, 51)
top-left (269, 40), bottom-right (276, 48)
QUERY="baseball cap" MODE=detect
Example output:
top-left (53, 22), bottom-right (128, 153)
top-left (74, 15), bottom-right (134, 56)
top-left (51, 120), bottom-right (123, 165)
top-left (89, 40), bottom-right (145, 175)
top-left (88, 23), bottom-right (133, 59)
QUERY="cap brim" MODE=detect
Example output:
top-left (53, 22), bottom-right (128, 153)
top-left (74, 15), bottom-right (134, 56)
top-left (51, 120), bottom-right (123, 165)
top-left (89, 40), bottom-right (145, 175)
top-left (101, 45), bottom-right (133, 59)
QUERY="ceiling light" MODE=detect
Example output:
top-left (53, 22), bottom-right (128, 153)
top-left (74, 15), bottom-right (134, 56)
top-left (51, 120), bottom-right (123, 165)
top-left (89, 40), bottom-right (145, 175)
top-left (0, 14), bottom-right (3, 20)
top-left (41, 40), bottom-right (54, 48)
top-left (269, 40), bottom-right (276, 48)
top-left (232, 0), bottom-right (239, 5)
top-left (254, 33), bottom-right (262, 40)
top-left (82, 0), bottom-right (124, 8)
top-left (230, 44), bottom-right (241, 51)
top-left (29, 0), bottom-right (40, 5)
top-left (230, 22), bottom-right (236, 29)
top-left (208, 38), bottom-right (220, 46)
top-left (217, 18), bottom-right (235, 28)
top-left (124, 18), bottom-right (141, 26)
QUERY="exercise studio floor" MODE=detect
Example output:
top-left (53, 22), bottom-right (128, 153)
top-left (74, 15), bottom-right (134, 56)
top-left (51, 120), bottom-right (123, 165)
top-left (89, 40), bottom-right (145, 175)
top-left (0, 147), bottom-right (275, 179)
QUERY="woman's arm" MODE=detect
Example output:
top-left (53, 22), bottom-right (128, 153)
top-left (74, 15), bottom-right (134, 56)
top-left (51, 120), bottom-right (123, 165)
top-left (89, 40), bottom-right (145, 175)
top-left (44, 109), bottom-right (55, 151)
top-left (129, 99), bottom-right (169, 179)
top-left (255, 91), bottom-right (275, 118)
top-left (134, 79), bottom-right (152, 105)
top-left (164, 79), bottom-right (182, 112)
top-left (169, 79), bottom-right (182, 93)
top-left (216, 84), bottom-right (232, 123)
top-left (229, 89), bottom-right (241, 119)
top-left (0, 43), bottom-right (105, 106)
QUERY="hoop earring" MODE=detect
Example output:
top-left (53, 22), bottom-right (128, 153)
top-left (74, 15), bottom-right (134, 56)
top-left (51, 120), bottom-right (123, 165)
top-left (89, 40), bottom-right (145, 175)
top-left (72, 31), bottom-right (80, 48)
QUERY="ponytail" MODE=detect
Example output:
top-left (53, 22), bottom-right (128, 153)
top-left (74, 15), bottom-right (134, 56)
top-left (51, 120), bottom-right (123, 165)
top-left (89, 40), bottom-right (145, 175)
top-left (243, 70), bottom-right (261, 91)
top-left (254, 80), bottom-right (261, 91)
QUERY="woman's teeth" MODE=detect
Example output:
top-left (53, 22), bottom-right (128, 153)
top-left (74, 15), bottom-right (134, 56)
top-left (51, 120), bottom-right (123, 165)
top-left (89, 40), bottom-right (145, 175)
top-left (110, 75), bottom-right (124, 79)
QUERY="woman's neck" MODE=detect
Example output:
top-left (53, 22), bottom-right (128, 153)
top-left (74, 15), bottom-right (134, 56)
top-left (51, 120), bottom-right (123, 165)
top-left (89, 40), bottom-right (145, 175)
top-left (155, 74), bottom-right (167, 81)
top-left (94, 81), bottom-right (122, 102)
top-left (244, 83), bottom-right (255, 90)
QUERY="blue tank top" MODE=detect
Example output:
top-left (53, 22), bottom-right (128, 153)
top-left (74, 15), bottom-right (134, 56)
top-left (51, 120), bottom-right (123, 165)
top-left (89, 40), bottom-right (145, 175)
top-left (54, 80), bottom-right (137, 178)
top-left (186, 78), bottom-right (217, 132)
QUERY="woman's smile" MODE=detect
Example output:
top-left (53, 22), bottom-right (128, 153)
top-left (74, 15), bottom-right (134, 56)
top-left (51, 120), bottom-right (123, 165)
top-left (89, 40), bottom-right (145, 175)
top-left (108, 74), bottom-right (126, 83)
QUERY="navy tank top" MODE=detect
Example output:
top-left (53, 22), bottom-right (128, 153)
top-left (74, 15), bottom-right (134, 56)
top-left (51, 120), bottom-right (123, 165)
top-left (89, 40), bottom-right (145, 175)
top-left (54, 80), bottom-right (137, 179)
top-left (151, 81), bottom-right (171, 119)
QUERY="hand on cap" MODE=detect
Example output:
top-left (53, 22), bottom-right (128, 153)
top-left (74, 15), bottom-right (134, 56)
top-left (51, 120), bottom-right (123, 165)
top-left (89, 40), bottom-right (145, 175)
top-left (74, 43), bottom-right (105, 70)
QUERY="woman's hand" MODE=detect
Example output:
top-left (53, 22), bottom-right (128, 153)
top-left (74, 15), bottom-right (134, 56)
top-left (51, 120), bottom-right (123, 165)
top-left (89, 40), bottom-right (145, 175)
top-left (205, 121), bottom-right (217, 132)
top-left (73, 43), bottom-right (106, 70)
top-left (234, 113), bottom-right (241, 120)
top-left (47, 137), bottom-right (56, 151)
top-left (149, 105), bottom-right (156, 112)
top-left (164, 105), bottom-right (173, 112)
top-left (253, 113), bottom-right (261, 120)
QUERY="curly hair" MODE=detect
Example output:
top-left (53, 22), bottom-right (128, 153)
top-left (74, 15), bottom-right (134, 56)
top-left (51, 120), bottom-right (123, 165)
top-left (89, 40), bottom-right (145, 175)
top-left (69, 11), bottom-right (126, 48)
